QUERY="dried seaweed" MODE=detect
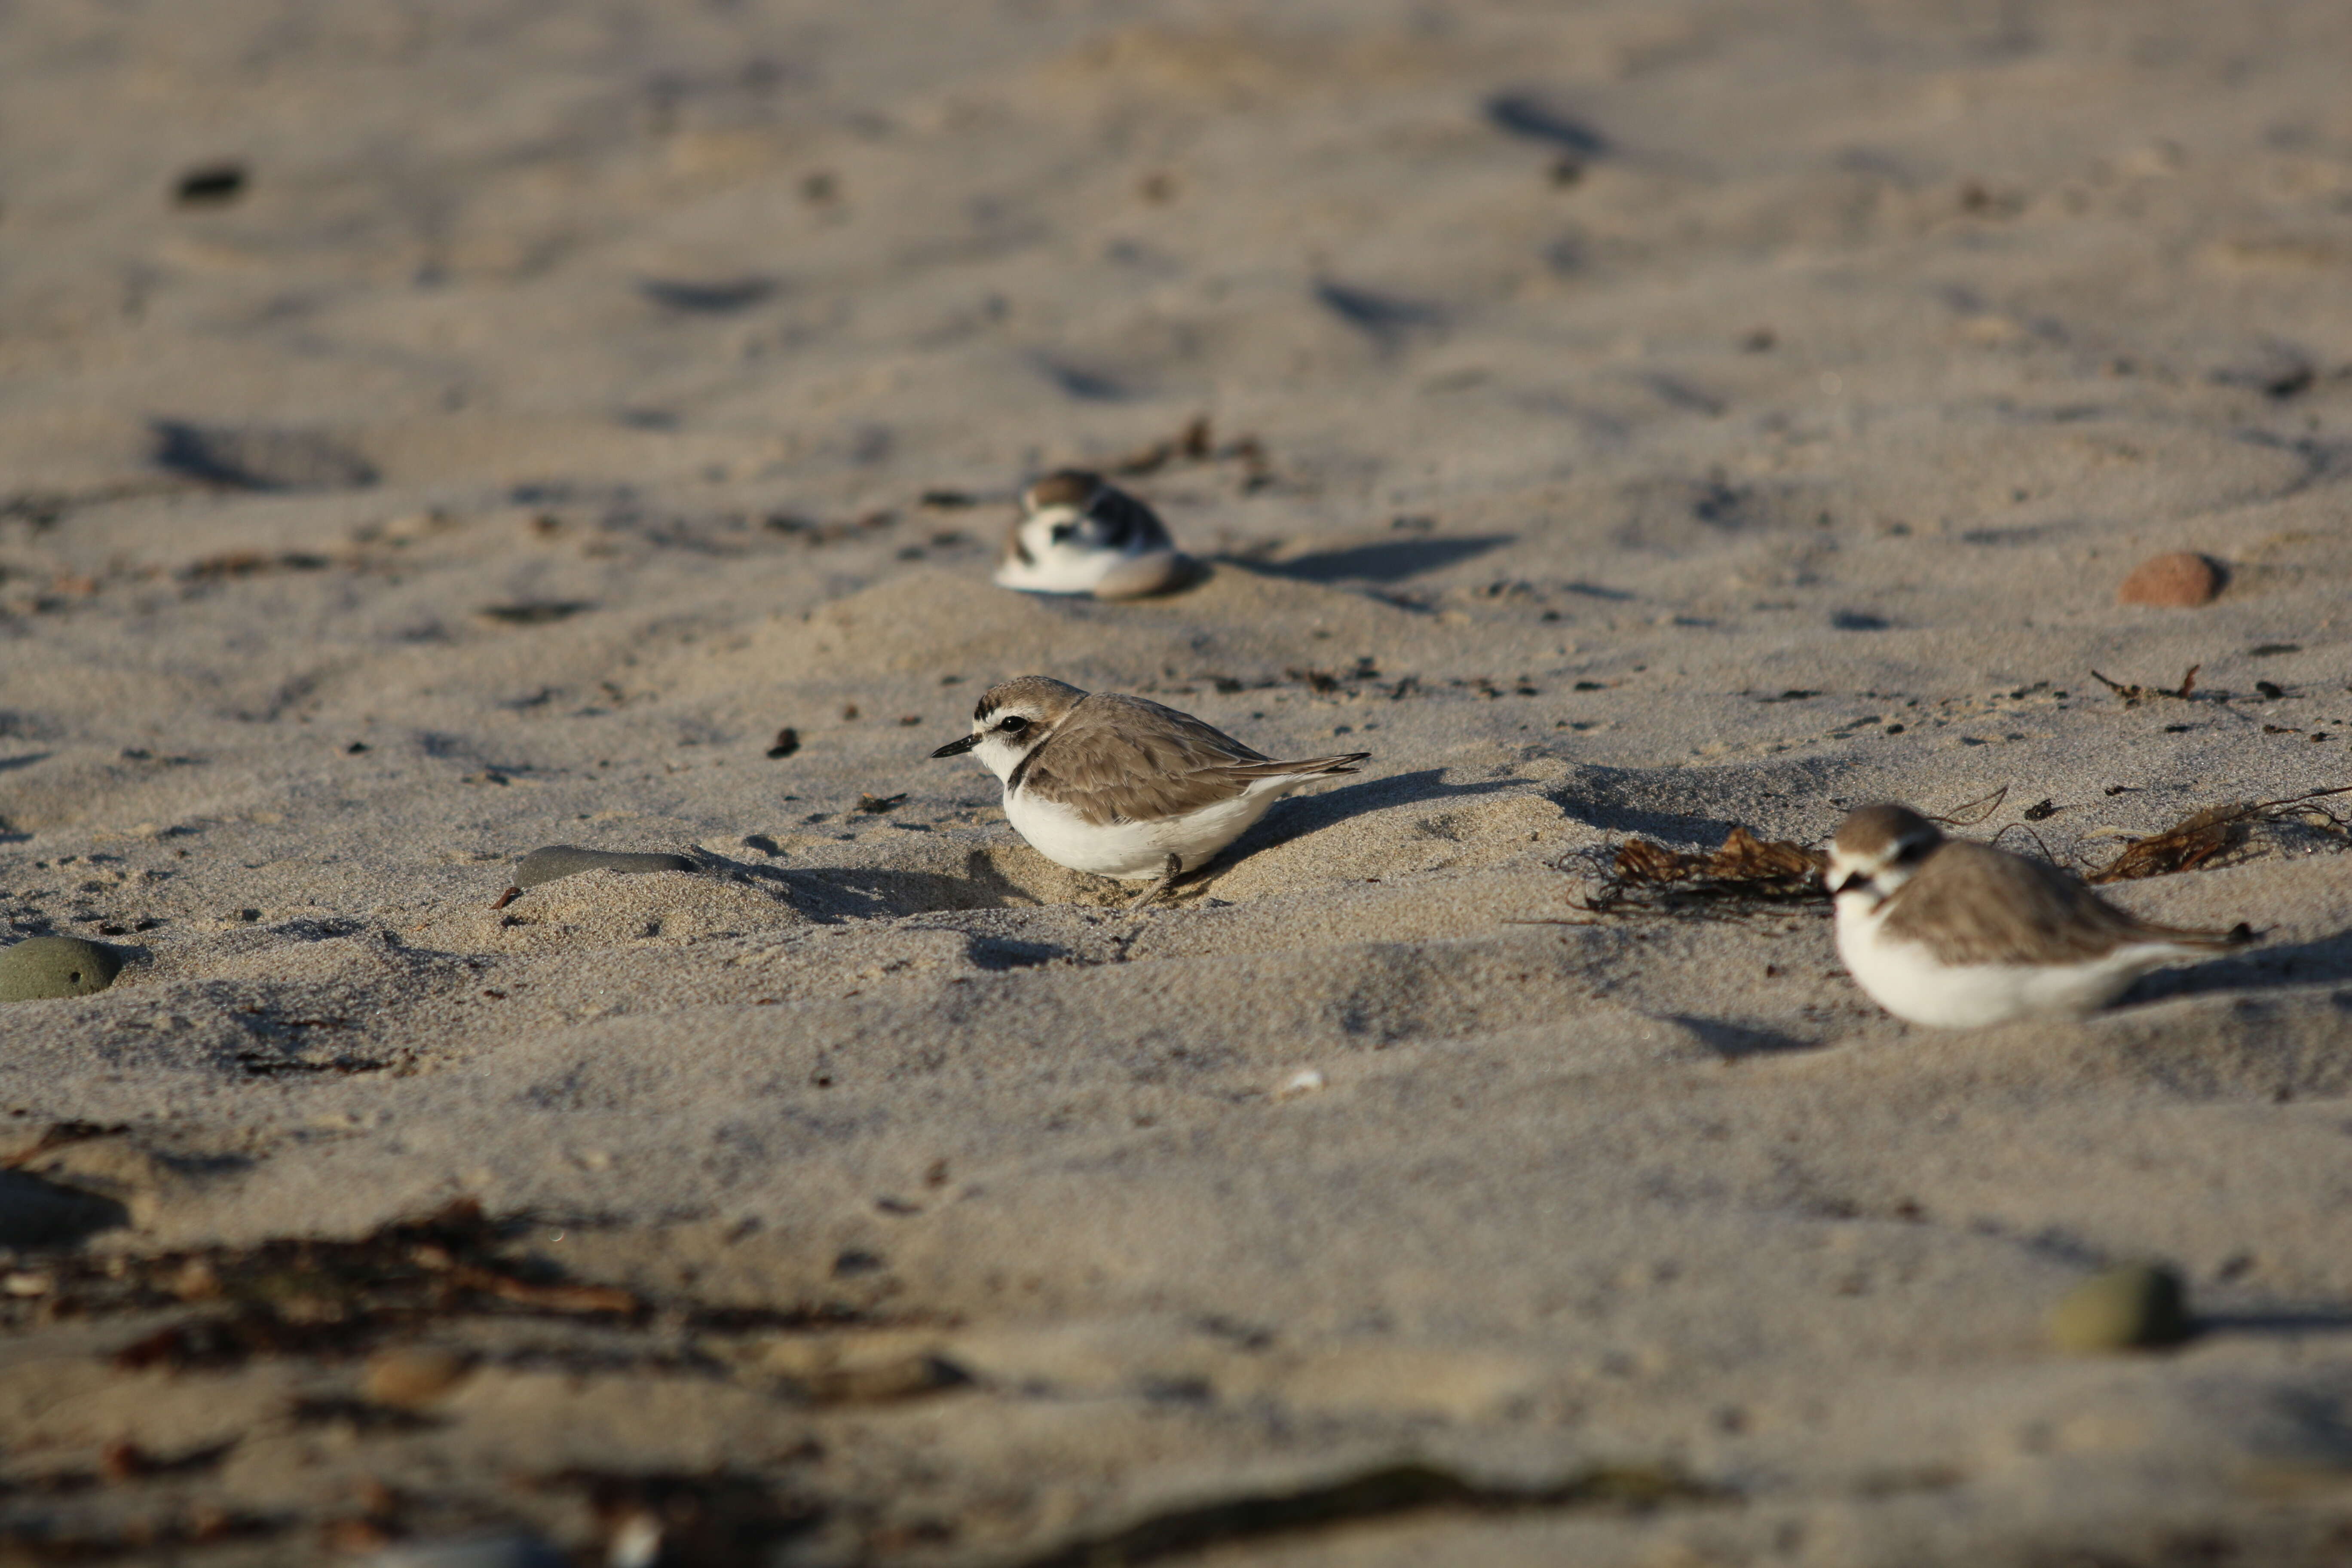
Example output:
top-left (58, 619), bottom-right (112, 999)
top-left (1932, 784), bottom-right (2008, 827)
top-left (0, 1507), bottom-right (283, 1562)
top-left (2086, 785), bottom-right (2352, 884)
top-left (477, 600), bottom-right (594, 625)
top-left (1098, 413), bottom-right (1272, 489)
top-left (1552, 827), bottom-right (1828, 919)
top-left (1012, 1462), bottom-right (1726, 1568)
top-left (763, 509), bottom-right (895, 544)
top-left (2090, 665), bottom-right (2199, 705)
top-left (2087, 803), bottom-right (2251, 883)
top-left (1106, 413), bottom-right (1215, 477)
top-left (0, 1201), bottom-right (642, 1371)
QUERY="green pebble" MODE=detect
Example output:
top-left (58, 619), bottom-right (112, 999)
top-left (0, 936), bottom-right (126, 1002)
top-left (512, 844), bottom-right (696, 890)
top-left (2047, 1262), bottom-right (2192, 1352)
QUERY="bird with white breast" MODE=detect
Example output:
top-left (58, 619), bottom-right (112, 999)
top-left (931, 676), bottom-right (1368, 907)
top-left (992, 471), bottom-right (1196, 600)
top-left (1825, 802), bottom-right (2252, 1028)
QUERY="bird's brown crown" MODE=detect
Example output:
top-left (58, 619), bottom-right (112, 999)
top-left (973, 675), bottom-right (1087, 725)
top-left (1833, 802), bottom-right (1942, 859)
top-left (1023, 471), bottom-right (1103, 512)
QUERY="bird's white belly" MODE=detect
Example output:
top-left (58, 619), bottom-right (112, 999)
top-left (995, 544), bottom-right (1132, 594)
top-left (1835, 904), bottom-right (2179, 1027)
top-left (1005, 787), bottom-right (1281, 879)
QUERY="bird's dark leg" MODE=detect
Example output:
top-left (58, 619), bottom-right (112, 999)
top-left (1126, 854), bottom-right (1183, 911)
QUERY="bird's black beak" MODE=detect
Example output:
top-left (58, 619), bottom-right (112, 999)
top-left (1826, 871), bottom-right (1858, 896)
top-left (931, 733), bottom-right (980, 758)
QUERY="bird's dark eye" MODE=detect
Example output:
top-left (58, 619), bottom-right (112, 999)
top-left (998, 715), bottom-right (1029, 734)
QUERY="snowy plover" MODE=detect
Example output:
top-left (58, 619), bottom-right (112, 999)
top-left (1826, 803), bottom-right (2252, 1027)
top-left (993, 471), bottom-right (1196, 600)
top-left (931, 676), bottom-right (1368, 906)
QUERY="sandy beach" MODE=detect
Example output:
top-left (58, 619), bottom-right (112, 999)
top-left (4, 1), bottom-right (2352, 1562)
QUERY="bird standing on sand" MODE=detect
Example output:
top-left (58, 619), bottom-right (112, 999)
top-left (992, 472), bottom-right (1196, 600)
top-left (931, 676), bottom-right (1368, 907)
top-left (1825, 802), bottom-right (2252, 1027)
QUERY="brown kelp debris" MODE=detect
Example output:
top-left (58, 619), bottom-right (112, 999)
top-left (1930, 784), bottom-right (2007, 827)
top-left (0, 1200), bottom-right (641, 1369)
top-left (916, 419), bottom-right (1271, 513)
top-left (763, 509), bottom-right (895, 544)
top-left (1108, 413), bottom-right (1215, 476)
top-left (0, 1505), bottom-right (283, 1562)
top-left (1, 1439), bottom-right (236, 1499)
top-left (2089, 665), bottom-right (2199, 705)
top-left (1559, 827), bottom-right (1827, 918)
top-left (1013, 1462), bottom-right (1726, 1568)
top-left (2088, 803), bottom-right (2249, 882)
top-left (181, 549), bottom-right (336, 581)
top-left (1104, 413), bottom-right (1271, 487)
top-left (2086, 785), bottom-right (2352, 884)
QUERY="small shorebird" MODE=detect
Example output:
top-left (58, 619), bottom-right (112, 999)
top-left (1825, 802), bottom-right (2252, 1027)
top-left (931, 676), bottom-right (1368, 906)
top-left (993, 471), bottom-right (1196, 600)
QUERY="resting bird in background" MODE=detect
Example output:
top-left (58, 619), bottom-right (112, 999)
top-left (993, 471), bottom-right (1197, 600)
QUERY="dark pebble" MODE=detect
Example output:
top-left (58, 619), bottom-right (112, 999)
top-left (173, 163), bottom-right (247, 206)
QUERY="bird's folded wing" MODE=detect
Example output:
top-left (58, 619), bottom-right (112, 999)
top-left (1882, 842), bottom-right (2239, 964)
top-left (1021, 695), bottom-right (1272, 826)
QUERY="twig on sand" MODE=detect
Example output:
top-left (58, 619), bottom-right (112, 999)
top-left (1932, 784), bottom-right (2008, 827)
top-left (2090, 665), bottom-right (2199, 705)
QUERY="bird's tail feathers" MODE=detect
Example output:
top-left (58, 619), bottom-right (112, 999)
top-left (1226, 752), bottom-right (1370, 781)
top-left (2136, 918), bottom-right (2257, 952)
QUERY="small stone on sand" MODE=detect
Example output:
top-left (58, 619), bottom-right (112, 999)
top-left (362, 1345), bottom-right (475, 1409)
top-left (0, 937), bottom-right (126, 1002)
top-left (1275, 1068), bottom-right (1327, 1098)
top-left (2047, 1262), bottom-right (2192, 1352)
top-left (2117, 552), bottom-right (2221, 607)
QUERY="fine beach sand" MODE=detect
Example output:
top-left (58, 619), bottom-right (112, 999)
top-left (4, 2), bottom-right (2352, 1562)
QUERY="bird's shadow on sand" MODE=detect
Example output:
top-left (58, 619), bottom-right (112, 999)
top-left (720, 772), bottom-right (1533, 917)
top-left (1258, 535), bottom-right (1513, 585)
top-left (1205, 768), bottom-right (1523, 871)
top-left (1663, 1015), bottom-right (1824, 1058)
top-left (699, 848), bottom-right (1056, 922)
top-left (2198, 1308), bottom-right (2352, 1337)
top-left (2121, 927), bottom-right (2352, 1008)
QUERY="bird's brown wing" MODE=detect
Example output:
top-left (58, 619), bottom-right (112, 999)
top-left (1880, 841), bottom-right (2245, 964)
top-left (1019, 694), bottom-right (1364, 827)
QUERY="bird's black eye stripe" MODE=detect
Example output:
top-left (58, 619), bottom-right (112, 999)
top-left (998, 715), bottom-right (1029, 733)
top-left (1892, 836), bottom-right (1934, 865)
